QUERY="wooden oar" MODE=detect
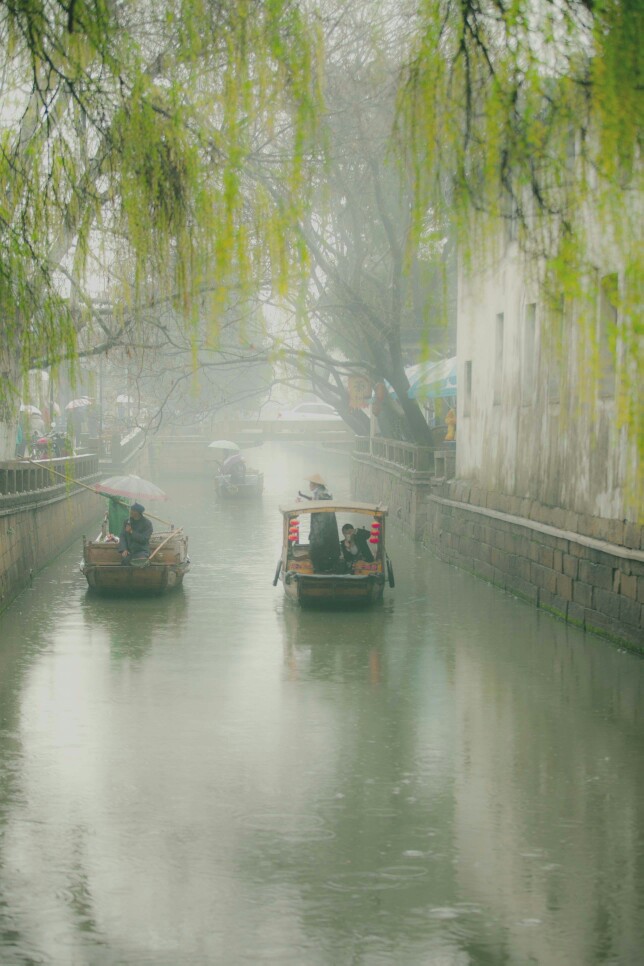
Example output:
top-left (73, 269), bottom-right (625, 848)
top-left (25, 459), bottom-right (174, 527)
top-left (130, 528), bottom-right (184, 568)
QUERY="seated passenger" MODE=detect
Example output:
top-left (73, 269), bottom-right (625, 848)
top-left (222, 452), bottom-right (246, 483)
top-left (340, 523), bottom-right (373, 569)
top-left (118, 502), bottom-right (153, 565)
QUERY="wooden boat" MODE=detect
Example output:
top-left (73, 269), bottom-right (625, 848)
top-left (274, 501), bottom-right (394, 607)
top-left (215, 470), bottom-right (264, 498)
top-left (81, 529), bottom-right (190, 594)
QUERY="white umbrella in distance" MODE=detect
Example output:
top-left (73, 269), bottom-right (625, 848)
top-left (65, 397), bottom-right (92, 410)
top-left (207, 439), bottom-right (240, 452)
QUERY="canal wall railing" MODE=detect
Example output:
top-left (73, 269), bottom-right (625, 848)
top-left (0, 455), bottom-right (104, 611)
top-left (0, 426), bottom-right (151, 611)
top-left (351, 439), bottom-right (644, 652)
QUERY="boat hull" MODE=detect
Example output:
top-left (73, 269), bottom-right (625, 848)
top-left (81, 531), bottom-right (190, 596)
top-left (82, 562), bottom-right (189, 595)
top-left (215, 473), bottom-right (264, 498)
top-left (283, 571), bottom-right (384, 607)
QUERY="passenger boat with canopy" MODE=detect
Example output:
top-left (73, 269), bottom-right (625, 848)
top-left (273, 501), bottom-right (394, 606)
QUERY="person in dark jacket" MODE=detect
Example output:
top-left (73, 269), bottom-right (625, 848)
top-left (222, 452), bottom-right (246, 483)
top-left (339, 523), bottom-right (373, 569)
top-left (118, 502), bottom-right (153, 565)
top-left (297, 474), bottom-right (341, 573)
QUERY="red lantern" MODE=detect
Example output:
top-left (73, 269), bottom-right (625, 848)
top-left (288, 519), bottom-right (300, 542)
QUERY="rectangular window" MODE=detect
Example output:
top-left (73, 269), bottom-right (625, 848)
top-left (522, 303), bottom-right (537, 405)
top-left (493, 313), bottom-right (504, 405)
top-left (547, 295), bottom-right (564, 403)
top-left (463, 361), bottom-right (472, 417)
top-left (598, 273), bottom-right (617, 397)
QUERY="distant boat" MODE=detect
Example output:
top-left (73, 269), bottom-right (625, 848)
top-left (215, 470), bottom-right (264, 499)
top-left (274, 501), bottom-right (394, 607)
top-left (81, 529), bottom-right (190, 595)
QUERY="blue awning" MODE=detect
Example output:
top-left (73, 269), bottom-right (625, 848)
top-left (405, 357), bottom-right (457, 400)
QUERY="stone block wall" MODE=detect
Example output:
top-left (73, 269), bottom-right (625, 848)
top-left (351, 454), bottom-right (428, 541)
top-left (351, 453), bottom-right (644, 652)
top-left (420, 492), bottom-right (643, 651)
top-left (0, 487), bottom-right (102, 611)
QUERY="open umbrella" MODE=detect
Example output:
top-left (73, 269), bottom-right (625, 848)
top-left (20, 404), bottom-right (42, 415)
top-left (65, 397), bottom-right (92, 410)
top-left (208, 439), bottom-right (240, 451)
top-left (94, 474), bottom-right (168, 502)
top-left (406, 357), bottom-right (457, 400)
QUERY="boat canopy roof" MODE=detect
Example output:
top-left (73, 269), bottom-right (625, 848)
top-left (279, 500), bottom-right (388, 516)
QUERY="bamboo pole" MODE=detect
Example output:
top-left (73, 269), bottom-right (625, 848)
top-left (129, 528), bottom-right (184, 568)
top-left (25, 459), bottom-right (175, 527)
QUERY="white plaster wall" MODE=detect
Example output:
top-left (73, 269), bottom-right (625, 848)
top-left (456, 237), bottom-right (639, 523)
top-left (456, 242), bottom-right (526, 492)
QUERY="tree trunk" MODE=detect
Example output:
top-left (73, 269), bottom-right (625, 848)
top-left (387, 350), bottom-right (434, 447)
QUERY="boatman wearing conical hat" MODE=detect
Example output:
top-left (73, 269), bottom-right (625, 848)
top-left (298, 473), bottom-right (331, 502)
top-left (118, 502), bottom-right (153, 565)
top-left (297, 474), bottom-right (341, 573)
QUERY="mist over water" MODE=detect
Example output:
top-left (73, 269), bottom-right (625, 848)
top-left (0, 443), bottom-right (642, 965)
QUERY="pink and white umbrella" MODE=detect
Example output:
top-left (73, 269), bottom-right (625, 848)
top-left (94, 474), bottom-right (168, 502)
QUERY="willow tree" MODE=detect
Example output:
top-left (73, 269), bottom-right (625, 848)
top-left (252, 0), bottom-right (456, 445)
top-left (0, 0), bottom-right (320, 457)
top-left (399, 0), bottom-right (642, 455)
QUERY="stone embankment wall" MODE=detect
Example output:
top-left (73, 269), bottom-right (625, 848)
top-left (351, 454), bottom-right (644, 652)
top-left (0, 461), bottom-right (103, 611)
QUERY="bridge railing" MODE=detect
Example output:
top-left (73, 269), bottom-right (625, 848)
top-left (0, 455), bottom-right (100, 509)
top-left (354, 436), bottom-right (434, 474)
top-left (209, 418), bottom-right (354, 441)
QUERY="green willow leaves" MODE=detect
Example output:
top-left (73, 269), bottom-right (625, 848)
top-left (0, 0), bottom-right (320, 408)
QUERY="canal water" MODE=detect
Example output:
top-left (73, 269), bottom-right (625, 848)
top-left (0, 443), bottom-right (642, 965)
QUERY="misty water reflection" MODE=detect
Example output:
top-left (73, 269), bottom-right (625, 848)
top-left (0, 443), bottom-right (642, 965)
top-left (281, 603), bottom-right (393, 684)
top-left (80, 588), bottom-right (190, 662)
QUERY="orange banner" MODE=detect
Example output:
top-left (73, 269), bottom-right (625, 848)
top-left (348, 374), bottom-right (372, 410)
